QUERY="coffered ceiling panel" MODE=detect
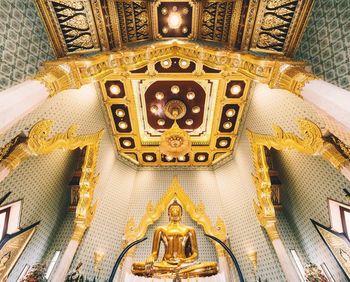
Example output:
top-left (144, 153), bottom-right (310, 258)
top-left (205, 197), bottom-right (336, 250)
top-left (36, 0), bottom-right (314, 57)
top-left (99, 56), bottom-right (251, 167)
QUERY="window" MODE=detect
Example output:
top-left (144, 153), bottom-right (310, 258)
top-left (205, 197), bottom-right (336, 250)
top-left (16, 264), bottom-right (30, 282)
top-left (0, 200), bottom-right (21, 241)
top-left (45, 251), bottom-right (61, 279)
top-left (290, 249), bottom-right (305, 281)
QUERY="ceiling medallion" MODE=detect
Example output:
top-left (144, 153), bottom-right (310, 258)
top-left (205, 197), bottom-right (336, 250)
top-left (159, 121), bottom-right (191, 158)
top-left (164, 100), bottom-right (186, 120)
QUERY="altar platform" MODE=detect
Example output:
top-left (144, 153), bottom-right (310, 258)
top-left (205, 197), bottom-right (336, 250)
top-left (124, 272), bottom-right (226, 281)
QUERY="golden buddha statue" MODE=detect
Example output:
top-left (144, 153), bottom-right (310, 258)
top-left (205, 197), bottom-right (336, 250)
top-left (132, 200), bottom-right (218, 278)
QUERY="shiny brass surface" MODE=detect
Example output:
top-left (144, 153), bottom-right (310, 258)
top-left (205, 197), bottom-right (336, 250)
top-left (131, 200), bottom-right (218, 278)
top-left (247, 119), bottom-right (349, 240)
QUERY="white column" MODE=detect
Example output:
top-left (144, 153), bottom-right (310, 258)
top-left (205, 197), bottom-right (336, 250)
top-left (115, 256), bottom-right (133, 282)
top-left (52, 239), bottom-right (80, 282)
top-left (0, 80), bottom-right (49, 134)
top-left (218, 256), bottom-right (231, 282)
top-left (271, 239), bottom-right (301, 282)
top-left (302, 80), bottom-right (350, 134)
top-left (0, 165), bottom-right (10, 183)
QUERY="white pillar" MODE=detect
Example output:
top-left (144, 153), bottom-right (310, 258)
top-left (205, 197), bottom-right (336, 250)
top-left (0, 165), bottom-right (11, 183)
top-left (0, 80), bottom-right (49, 134)
top-left (52, 239), bottom-right (80, 282)
top-left (115, 256), bottom-right (133, 282)
top-left (218, 256), bottom-right (231, 282)
top-left (302, 80), bottom-right (350, 134)
top-left (271, 238), bottom-right (301, 282)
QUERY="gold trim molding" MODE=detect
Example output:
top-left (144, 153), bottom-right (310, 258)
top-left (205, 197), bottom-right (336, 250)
top-left (33, 41), bottom-right (317, 97)
top-left (124, 176), bottom-right (227, 256)
top-left (0, 120), bottom-right (104, 240)
top-left (247, 119), bottom-right (349, 238)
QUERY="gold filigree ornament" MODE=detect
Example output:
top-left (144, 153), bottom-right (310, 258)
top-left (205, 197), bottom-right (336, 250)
top-left (159, 121), bottom-right (191, 159)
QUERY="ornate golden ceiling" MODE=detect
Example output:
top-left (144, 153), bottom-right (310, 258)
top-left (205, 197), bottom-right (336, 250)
top-left (36, 0), bottom-right (313, 57)
top-left (100, 56), bottom-right (251, 166)
top-left (34, 0), bottom-right (314, 166)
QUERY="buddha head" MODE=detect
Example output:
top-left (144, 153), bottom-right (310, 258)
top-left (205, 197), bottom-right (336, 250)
top-left (168, 200), bottom-right (183, 222)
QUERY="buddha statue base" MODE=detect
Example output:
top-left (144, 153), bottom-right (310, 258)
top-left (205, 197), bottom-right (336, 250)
top-left (132, 261), bottom-right (218, 278)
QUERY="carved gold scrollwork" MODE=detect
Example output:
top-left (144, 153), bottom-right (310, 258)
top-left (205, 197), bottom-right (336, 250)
top-left (248, 119), bottom-right (349, 239)
top-left (0, 120), bottom-right (104, 241)
top-left (124, 176), bottom-right (227, 256)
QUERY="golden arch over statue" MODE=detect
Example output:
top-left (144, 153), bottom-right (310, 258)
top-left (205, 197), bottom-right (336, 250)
top-left (123, 176), bottom-right (227, 258)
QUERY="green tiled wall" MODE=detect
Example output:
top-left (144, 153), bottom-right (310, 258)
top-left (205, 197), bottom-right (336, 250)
top-left (296, 0), bottom-right (350, 90)
top-left (0, 0), bottom-right (55, 90)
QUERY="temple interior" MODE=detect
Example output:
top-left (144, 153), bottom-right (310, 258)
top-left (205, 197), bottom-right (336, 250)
top-left (0, 0), bottom-right (350, 281)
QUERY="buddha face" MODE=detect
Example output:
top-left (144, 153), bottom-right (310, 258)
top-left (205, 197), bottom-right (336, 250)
top-left (168, 203), bottom-right (182, 222)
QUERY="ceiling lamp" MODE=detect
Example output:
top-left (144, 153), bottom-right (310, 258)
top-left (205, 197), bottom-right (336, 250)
top-left (186, 91), bottom-right (195, 100)
top-left (160, 100), bottom-right (191, 158)
top-left (157, 119), bottom-right (165, 126)
top-left (192, 106), bottom-right (200, 113)
top-left (150, 105), bottom-right (159, 114)
top-left (155, 91), bottom-right (164, 100)
top-left (230, 85), bottom-right (242, 95)
top-left (110, 85), bottom-right (121, 95)
top-left (168, 12), bottom-right (182, 29)
top-left (171, 85), bottom-right (180, 94)
top-left (226, 109), bottom-right (236, 117)
top-left (115, 109), bottom-right (125, 117)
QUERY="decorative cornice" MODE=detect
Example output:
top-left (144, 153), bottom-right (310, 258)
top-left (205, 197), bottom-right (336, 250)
top-left (0, 120), bottom-right (104, 239)
top-left (247, 119), bottom-right (349, 237)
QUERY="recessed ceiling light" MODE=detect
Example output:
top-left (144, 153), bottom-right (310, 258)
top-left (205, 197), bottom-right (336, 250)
top-left (182, 7), bottom-right (189, 15)
top-left (182, 26), bottom-right (188, 34)
top-left (165, 155), bottom-right (173, 161)
top-left (223, 121), bottom-right (232, 129)
top-left (110, 85), bottom-right (121, 95)
top-left (157, 119), bottom-right (165, 126)
top-left (162, 27), bottom-right (169, 34)
top-left (145, 155), bottom-right (154, 161)
top-left (171, 85), bottom-right (180, 94)
top-left (219, 139), bottom-right (228, 147)
top-left (155, 91), bottom-right (164, 100)
top-left (197, 154), bottom-right (206, 161)
top-left (150, 105), bottom-right (158, 114)
top-left (179, 59), bottom-right (189, 68)
top-left (168, 12), bottom-right (182, 29)
top-left (161, 59), bottom-right (171, 68)
top-left (226, 109), bottom-right (236, 117)
top-left (178, 155), bottom-right (185, 161)
top-left (230, 85), bottom-right (242, 95)
top-left (115, 109), bottom-right (125, 117)
top-left (185, 119), bottom-right (193, 126)
top-left (118, 121), bottom-right (128, 129)
top-left (161, 7), bottom-right (168, 15)
top-left (192, 106), bottom-right (200, 113)
top-left (186, 91), bottom-right (195, 100)
top-left (123, 140), bottom-right (132, 147)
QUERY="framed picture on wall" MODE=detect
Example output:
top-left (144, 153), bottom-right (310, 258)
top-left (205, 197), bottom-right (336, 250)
top-left (311, 219), bottom-right (350, 280)
top-left (0, 222), bottom-right (39, 281)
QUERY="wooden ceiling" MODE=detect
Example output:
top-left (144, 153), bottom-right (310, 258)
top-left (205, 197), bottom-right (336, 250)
top-left (36, 0), bottom-right (314, 57)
